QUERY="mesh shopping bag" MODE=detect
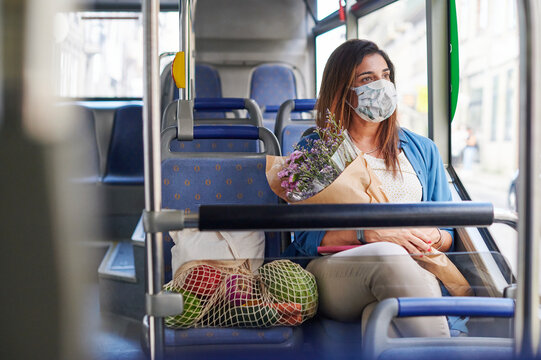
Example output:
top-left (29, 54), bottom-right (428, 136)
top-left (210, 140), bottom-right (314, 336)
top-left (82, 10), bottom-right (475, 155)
top-left (163, 259), bottom-right (318, 328)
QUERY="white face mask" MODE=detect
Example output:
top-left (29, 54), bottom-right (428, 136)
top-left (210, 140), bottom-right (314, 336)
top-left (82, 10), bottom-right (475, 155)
top-left (347, 79), bottom-right (398, 123)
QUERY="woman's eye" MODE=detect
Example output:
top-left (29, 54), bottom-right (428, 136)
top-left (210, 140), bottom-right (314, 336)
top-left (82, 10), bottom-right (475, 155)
top-left (360, 77), bottom-right (372, 83)
top-left (383, 73), bottom-right (390, 79)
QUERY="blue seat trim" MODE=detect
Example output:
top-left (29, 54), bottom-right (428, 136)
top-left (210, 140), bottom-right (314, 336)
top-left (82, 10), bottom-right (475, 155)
top-left (293, 99), bottom-right (316, 112)
top-left (102, 175), bottom-right (144, 185)
top-left (195, 98), bottom-right (245, 110)
top-left (193, 125), bottom-right (259, 139)
top-left (164, 327), bottom-right (294, 347)
top-left (397, 297), bottom-right (515, 318)
top-left (265, 105), bottom-right (280, 113)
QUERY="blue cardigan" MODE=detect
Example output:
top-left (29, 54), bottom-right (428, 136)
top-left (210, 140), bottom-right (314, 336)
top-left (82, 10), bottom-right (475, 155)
top-left (283, 127), bottom-right (455, 257)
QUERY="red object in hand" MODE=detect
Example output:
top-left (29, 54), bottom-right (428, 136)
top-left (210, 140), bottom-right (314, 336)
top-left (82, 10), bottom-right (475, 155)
top-left (338, 0), bottom-right (346, 21)
top-left (182, 265), bottom-right (223, 297)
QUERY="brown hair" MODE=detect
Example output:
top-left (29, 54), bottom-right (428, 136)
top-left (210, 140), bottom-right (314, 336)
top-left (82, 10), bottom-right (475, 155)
top-left (315, 39), bottom-right (400, 173)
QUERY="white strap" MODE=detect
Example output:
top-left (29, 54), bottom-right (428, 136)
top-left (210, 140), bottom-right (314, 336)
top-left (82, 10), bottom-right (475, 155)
top-left (219, 231), bottom-right (241, 259)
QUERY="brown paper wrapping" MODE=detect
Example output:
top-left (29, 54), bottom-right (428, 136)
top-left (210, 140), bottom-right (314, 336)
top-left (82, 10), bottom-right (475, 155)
top-left (265, 153), bottom-right (473, 297)
top-left (265, 155), bottom-right (389, 204)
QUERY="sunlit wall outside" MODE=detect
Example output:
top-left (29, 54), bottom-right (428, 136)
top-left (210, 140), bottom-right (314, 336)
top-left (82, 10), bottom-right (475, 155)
top-left (357, 0), bottom-right (428, 137)
top-left (451, 0), bottom-right (519, 273)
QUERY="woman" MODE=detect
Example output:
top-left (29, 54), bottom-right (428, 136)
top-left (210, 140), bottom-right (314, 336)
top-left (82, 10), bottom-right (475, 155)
top-left (284, 39), bottom-right (454, 337)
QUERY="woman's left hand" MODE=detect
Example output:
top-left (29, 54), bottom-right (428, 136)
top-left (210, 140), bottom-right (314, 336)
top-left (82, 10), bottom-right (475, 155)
top-left (364, 227), bottom-right (450, 254)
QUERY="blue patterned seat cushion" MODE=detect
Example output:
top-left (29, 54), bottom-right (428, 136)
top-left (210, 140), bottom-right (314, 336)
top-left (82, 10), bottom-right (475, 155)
top-left (250, 65), bottom-right (298, 120)
top-left (161, 157), bottom-right (280, 281)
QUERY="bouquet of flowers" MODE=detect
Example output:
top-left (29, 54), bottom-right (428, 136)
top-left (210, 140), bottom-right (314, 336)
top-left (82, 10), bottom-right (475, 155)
top-left (266, 111), bottom-right (388, 204)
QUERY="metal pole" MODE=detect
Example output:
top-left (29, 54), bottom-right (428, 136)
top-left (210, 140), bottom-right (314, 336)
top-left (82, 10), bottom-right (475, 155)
top-left (425, 0), bottom-right (450, 163)
top-left (142, 0), bottom-right (164, 358)
top-left (345, 0), bottom-right (358, 40)
top-left (515, 0), bottom-right (540, 359)
top-left (178, 0), bottom-right (196, 101)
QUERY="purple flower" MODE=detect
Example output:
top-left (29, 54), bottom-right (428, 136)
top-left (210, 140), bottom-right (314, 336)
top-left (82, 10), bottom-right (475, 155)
top-left (277, 169), bottom-right (289, 178)
top-left (290, 150), bottom-right (304, 162)
top-left (288, 163), bottom-right (299, 171)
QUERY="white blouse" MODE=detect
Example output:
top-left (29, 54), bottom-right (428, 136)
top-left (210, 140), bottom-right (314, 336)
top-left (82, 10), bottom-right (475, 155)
top-left (363, 151), bottom-right (422, 203)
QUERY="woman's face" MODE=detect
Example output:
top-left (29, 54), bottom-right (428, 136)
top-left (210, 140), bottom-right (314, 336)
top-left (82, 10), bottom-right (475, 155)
top-left (351, 53), bottom-right (391, 108)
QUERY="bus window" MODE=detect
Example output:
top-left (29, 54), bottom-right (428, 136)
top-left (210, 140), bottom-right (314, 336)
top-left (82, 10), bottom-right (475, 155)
top-left (357, 0), bottom-right (428, 137)
top-left (53, 12), bottom-right (178, 98)
top-left (315, 25), bottom-right (346, 94)
top-left (451, 0), bottom-right (519, 269)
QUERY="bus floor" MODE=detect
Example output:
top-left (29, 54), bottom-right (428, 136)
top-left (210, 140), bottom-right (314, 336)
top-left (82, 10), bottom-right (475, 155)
top-left (87, 283), bottom-right (147, 360)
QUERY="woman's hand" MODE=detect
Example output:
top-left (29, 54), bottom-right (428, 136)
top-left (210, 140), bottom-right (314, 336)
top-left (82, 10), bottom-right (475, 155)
top-left (364, 228), bottom-right (443, 254)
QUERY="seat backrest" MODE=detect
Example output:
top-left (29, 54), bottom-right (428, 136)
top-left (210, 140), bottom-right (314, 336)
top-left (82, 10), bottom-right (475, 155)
top-left (193, 64), bottom-right (222, 98)
top-left (250, 64), bottom-right (298, 121)
top-left (172, 64), bottom-right (225, 119)
top-left (274, 99), bottom-right (317, 156)
top-left (160, 125), bottom-right (282, 281)
top-left (103, 105), bottom-right (144, 185)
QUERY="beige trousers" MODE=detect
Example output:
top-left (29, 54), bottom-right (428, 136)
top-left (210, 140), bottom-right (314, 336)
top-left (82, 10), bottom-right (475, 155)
top-left (307, 242), bottom-right (450, 338)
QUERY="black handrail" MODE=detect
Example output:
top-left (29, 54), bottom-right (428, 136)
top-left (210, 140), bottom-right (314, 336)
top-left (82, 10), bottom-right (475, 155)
top-left (198, 202), bottom-right (494, 231)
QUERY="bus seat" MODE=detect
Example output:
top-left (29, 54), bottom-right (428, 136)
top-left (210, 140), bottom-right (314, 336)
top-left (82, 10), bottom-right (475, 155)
top-left (249, 64), bottom-right (298, 122)
top-left (161, 156), bottom-right (280, 281)
top-left (160, 125), bottom-right (282, 282)
top-left (144, 126), bottom-right (301, 357)
top-left (274, 99), bottom-right (316, 156)
top-left (362, 297), bottom-right (514, 360)
top-left (194, 64), bottom-right (222, 98)
top-left (102, 105), bottom-right (144, 185)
